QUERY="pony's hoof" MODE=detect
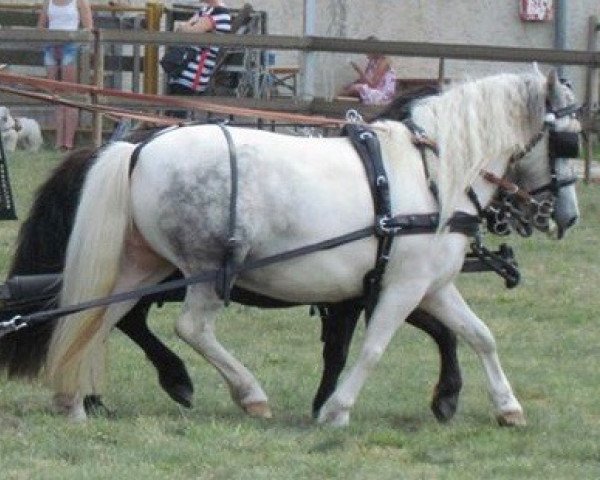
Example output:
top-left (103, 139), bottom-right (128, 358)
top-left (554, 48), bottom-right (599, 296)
top-left (159, 371), bottom-right (194, 408)
top-left (83, 395), bottom-right (116, 418)
top-left (243, 401), bottom-right (272, 418)
top-left (53, 393), bottom-right (87, 422)
top-left (496, 410), bottom-right (526, 427)
top-left (68, 407), bottom-right (88, 423)
top-left (317, 407), bottom-right (350, 427)
top-left (164, 383), bottom-right (194, 409)
top-left (431, 393), bottom-right (459, 422)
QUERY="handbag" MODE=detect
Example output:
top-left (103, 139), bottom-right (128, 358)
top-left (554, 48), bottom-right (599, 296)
top-left (160, 46), bottom-right (197, 77)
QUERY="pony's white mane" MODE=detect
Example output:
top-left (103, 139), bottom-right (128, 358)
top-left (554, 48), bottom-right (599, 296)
top-left (410, 72), bottom-right (547, 225)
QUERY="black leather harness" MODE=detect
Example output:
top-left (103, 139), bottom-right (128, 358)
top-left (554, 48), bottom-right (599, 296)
top-left (132, 123), bottom-right (489, 317)
top-left (0, 123), bottom-right (511, 336)
top-left (342, 123), bottom-right (481, 319)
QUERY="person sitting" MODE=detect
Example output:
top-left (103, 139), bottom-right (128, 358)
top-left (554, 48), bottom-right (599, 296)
top-left (167, 1), bottom-right (232, 98)
top-left (341, 37), bottom-right (397, 105)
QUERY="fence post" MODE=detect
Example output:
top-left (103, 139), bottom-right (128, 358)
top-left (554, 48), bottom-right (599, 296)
top-left (144, 1), bottom-right (163, 94)
top-left (92, 29), bottom-right (105, 148)
top-left (301, 0), bottom-right (317, 101)
top-left (437, 57), bottom-right (445, 85)
top-left (584, 15), bottom-right (598, 184)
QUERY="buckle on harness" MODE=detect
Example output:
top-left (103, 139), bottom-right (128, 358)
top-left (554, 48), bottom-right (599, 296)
top-left (0, 315), bottom-right (26, 338)
top-left (376, 215), bottom-right (396, 236)
top-left (345, 109), bottom-right (364, 123)
top-left (376, 175), bottom-right (388, 187)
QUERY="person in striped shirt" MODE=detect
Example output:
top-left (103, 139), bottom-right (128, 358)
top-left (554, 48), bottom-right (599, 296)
top-left (167, 1), bottom-right (232, 97)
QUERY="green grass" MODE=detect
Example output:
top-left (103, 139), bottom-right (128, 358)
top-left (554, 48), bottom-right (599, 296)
top-left (1, 149), bottom-right (600, 479)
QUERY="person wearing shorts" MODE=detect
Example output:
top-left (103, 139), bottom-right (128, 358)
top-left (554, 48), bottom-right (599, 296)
top-left (38, 0), bottom-right (93, 151)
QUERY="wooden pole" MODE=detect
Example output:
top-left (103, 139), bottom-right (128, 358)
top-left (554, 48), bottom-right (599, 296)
top-left (584, 15), bottom-right (598, 184)
top-left (301, 0), bottom-right (316, 101)
top-left (92, 29), bottom-right (105, 148)
top-left (143, 1), bottom-right (163, 95)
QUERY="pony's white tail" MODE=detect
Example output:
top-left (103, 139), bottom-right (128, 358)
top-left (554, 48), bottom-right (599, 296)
top-left (46, 141), bottom-right (136, 396)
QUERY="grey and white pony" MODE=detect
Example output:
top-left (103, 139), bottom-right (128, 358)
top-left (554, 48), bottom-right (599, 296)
top-left (45, 68), bottom-right (580, 425)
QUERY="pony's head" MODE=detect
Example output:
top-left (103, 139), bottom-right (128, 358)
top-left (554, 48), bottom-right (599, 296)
top-left (409, 68), bottom-right (580, 237)
top-left (501, 70), bottom-right (581, 239)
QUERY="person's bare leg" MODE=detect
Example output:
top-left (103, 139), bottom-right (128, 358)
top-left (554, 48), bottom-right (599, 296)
top-left (47, 66), bottom-right (65, 149)
top-left (61, 65), bottom-right (79, 149)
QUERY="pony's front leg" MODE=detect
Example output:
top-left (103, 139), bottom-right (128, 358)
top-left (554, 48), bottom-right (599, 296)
top-left (176, 284), bottom-right (271, 418)
top-left (318, 283), bottom-right (427, 427)
top-left (421, 284), bottom-right (525, 426)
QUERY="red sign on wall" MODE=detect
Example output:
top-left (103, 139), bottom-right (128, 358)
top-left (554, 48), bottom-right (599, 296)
top-left (520, 0), bottom-right (554, 22)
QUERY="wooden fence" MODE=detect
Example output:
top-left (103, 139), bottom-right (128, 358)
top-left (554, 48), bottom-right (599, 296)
top-left (1, 14), bottom-right (600, 180)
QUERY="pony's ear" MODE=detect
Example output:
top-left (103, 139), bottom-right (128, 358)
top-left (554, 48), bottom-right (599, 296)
top-left (532, 62), bottom-right (542, 76)
top-left (547, 68), bottom-right (559, 90)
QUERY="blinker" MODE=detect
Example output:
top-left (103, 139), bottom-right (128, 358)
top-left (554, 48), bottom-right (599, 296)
top-left (548, 130), bottom-right (580, 159)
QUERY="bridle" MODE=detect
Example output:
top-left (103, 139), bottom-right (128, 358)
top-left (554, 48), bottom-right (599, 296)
top-left (483, 99), bottom-right (581, 237)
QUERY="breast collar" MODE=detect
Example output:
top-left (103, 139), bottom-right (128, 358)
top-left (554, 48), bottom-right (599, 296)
top-left (342, 122), bottom-right (480, 319)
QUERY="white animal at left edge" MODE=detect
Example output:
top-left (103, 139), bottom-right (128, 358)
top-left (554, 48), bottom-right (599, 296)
top-left (0, 106), bottom-right (44, 153)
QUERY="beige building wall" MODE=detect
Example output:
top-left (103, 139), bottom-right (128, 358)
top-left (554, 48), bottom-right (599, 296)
top-left (162, 1), bottom-right (599, 99)
top-left (219, 0), bottom-right (599, 99)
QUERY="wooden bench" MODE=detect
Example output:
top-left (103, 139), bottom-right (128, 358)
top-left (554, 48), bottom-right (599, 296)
top-left (262, 66), bottom-right (300, 99)
top-left (396, 77), bottom-right (451, 93)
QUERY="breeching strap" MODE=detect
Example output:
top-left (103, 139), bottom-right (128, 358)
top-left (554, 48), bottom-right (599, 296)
top-left (214, 124), bottom-right (239, 305)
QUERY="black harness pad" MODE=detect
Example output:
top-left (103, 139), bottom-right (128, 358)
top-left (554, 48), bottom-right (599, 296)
top-left (342, 124), bottom-right (391, 223)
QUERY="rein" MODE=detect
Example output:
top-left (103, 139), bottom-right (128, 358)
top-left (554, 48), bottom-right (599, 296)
top-left (0, 72), bottom-right (381, 131)
top-left (0, 211), bottom-right (479, 336)
top-left (2, 77), bottom-right (579, 335)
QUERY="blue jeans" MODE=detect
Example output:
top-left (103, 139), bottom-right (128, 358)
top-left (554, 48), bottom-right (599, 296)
top-left (43, 43), bottom-right (79, 67)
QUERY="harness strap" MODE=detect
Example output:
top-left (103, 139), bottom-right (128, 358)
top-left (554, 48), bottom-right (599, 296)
top-left (214, 124), bottom-right (239, 305)
top-left (402, 118), bottom-right (440, 203)
top-left (128, 125), bottom-right (181, 177)
top-left (466, 187), bottom-right (484, 217)
top-left (480, 170), bottom-right (533, 203)
top-left (343, 123), bottom-right (394, 319)
top-left (0, 211), bottom-right (480, 335)
top-left (342, 124), bottom-right (391, 225)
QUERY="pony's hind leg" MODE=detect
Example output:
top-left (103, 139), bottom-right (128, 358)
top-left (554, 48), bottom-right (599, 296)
top-left (421, 284), bottom-right (525, 426)
top-left (116, 300), bottom-right (194, 408)
top-left (176, 284), bottom-right (271, 418)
